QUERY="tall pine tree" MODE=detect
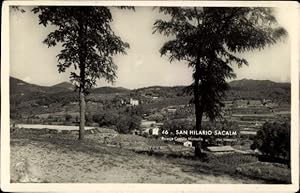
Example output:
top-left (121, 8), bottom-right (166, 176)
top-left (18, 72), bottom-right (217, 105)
top-left (154, 7), bottom-right (287, 157)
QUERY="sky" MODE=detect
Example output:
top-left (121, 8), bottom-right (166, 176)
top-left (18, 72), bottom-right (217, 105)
top-left (10, 6), bottom-right (292, 89)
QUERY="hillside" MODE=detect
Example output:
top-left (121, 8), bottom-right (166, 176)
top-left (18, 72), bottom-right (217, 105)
top-left (10, 77), bottom-right (49, 96)
top-left (10, 77), bottom-right (130, 96)
top-left (92, 86), bottom-right (130, 94)
top-left (229, 79), bottom-right (290, 91)
top-left (10, 77), bottom-right (290, 117)
top-left (226, 79), bottom-right (290, 102)
top-left (51, 82), bottom-right (74, 91)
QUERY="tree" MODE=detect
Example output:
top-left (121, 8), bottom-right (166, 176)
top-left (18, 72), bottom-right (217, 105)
top-left (153, 7), bottom-right (287, 157)
top-left (251, 121), bottom-right (290, 166)
top-left (33, 7), bottom-right (131, 140)
top-left (11, 6), bottom-right (25, 13)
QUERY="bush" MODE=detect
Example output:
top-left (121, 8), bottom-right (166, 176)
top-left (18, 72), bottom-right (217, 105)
top-left (147, 113), bottom-right (164, 122)
top-left (115, 115), bottom-right (141, 134)
top-left (92, 111), bottom-right (119, 127)
top-left (251, 121), bottom-right (290, 161)
top-left (162, 119), bottom-right (194, 136)
top-left (92, 111), bottom-right (142, 134)
top-left (65, 114), bottom-right (72, 122)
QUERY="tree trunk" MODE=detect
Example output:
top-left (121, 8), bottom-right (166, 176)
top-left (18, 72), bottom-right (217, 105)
top-left (193, 56), bottom-right (203, 158)
top-left (78, 90), bottom-right (86, 140)
top-left (78, 16), bottom-right (87, 141)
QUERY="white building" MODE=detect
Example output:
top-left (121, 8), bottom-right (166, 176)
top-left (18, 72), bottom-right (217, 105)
top-left (183, 141), bottom-right (193, 147)
top-left (151, 127), bottom-right (160, 136)
top-left (130, 98), bottom-right (139, 106)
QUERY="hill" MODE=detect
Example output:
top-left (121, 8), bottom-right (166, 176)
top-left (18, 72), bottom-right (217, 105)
top-left (226, 79), bottom-right (290, 102)
top-left (51, 82), bottom-right (74, 91)
top-left (10, 77), bottom-right (290, 116)
top-left (229, 79), bottom-right (290, 91)
top-left (10, 77), bottom-right (130, 96)
top-left (10, 77), bottom-right (49, 96)
top-left (92, 86), bottom-right (130, 94)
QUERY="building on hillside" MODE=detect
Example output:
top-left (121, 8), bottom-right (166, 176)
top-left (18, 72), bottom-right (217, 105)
top-left (131, 129), bottom-right (140, 135)
top-left (262, 99), bottom-right (272, 104)
top-left (141, 128), bottom-right (151, 136)
top-left (120, 99), bottom-right (125, 105)
top-left (130, 98), bottom-right (139, 106)
top-left (140, 120), bottom-right (157, 128)
top-left (156, 122), bottom-right (164, 127)
top-left (183, 141), bottom-right (193, 147)
top-left (151, 127), bottom-right (160, 136)
top-left (167, 108), bottom-right (177, 113)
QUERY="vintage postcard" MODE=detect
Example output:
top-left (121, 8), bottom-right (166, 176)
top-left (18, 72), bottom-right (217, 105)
top-left (1, 0), bottom-right (299, 192)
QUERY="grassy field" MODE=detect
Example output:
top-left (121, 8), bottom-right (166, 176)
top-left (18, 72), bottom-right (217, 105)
top-left (10, 128), bottom-right (290, 183)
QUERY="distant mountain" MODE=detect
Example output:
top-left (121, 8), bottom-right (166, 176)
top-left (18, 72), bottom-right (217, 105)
top-left (10, 77), bottom-right (49, 96)
top-left (134, 86), bottom-right (187, 98)
top-left (51, 82), bottom-right (74, 91)
top-left (229, 79), bottom-right (290, 90)
top-left (227, 79), bottom-right (290, 102)
top-left (10, 76), bottom-right (290, 104)
top-left (10, 77), bottom-right (130, 97)
top-left (10, 77), bottom-right (72, 97)
top-left (92, 86), bottom-right (130, 94)
top-left (10, 77), bottom-right (291, 116)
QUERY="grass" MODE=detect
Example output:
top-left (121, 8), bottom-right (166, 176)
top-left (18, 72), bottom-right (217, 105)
top-left (10, 128), bottom-right (291, 183)
top-left (236, 162), bottom-right (291, 183)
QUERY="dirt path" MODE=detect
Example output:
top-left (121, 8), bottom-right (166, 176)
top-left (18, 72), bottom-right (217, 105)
top-left (10, 138), bottom-right (263, 183)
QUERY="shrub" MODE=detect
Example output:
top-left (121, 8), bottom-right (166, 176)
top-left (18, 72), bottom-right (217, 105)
top-left (92, 111), bottom-right (141, 134)
top-left (147, 113), bottom-right (164, 122)
top-left (115, 115), bottom-right (141, 134)
top-left (251, 121), bottom-right (290, 161)
top-left (65, 114), bottom-right (72, 122)
top-left (92, 111), bottom-right (119, 127)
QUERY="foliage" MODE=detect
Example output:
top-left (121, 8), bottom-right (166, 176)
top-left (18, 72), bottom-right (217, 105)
top-left (147, 113), bottom-right (165, 122)
top-left (251, 121), bottom-right (290, 160)
top-left (92, 109), bottom-right (142, 134)
top-left (12, 6), bottom-right (26, 13)
top-left (32, 6), bottom-right (131, 140)
top-left (153, 7), bottom-right (287, 130)
top-left (65, 114), bottom-right (72, 122)
top-left (32, 6), bottom-right (129, 93)
top-left (173, 106), bottom-right (194, 119)
top-left (92, 111), bottom-right (119, 127)
top-left (115, 115), bottom-right (141, 134)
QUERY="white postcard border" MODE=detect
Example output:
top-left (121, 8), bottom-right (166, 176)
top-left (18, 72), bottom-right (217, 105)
top-left (1, 1), bottom-right (299, 192)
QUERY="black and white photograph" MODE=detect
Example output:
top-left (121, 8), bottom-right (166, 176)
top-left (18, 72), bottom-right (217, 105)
top-left (1, 1), bottom-right (299, 192)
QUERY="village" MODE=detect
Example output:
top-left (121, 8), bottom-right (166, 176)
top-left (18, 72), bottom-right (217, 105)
top-left (118, 95), bottom-right (290, 154)
top-left (10, 79), bottom-right (290, 157)
top-left (11, 82), bottom-right (290, 155)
